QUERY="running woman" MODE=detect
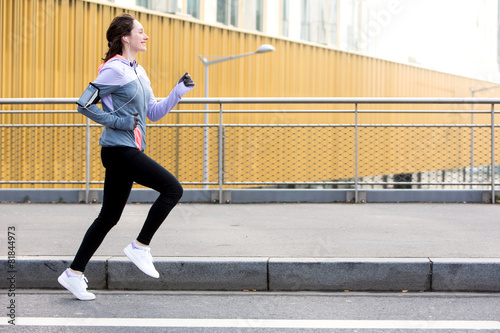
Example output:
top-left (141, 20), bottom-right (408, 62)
top-left (58, 13), bottom-right (194, 300)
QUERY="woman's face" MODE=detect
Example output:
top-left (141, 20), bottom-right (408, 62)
top-left (125, 20), bottom-right (149, 53)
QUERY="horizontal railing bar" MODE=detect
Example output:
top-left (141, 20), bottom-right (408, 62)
top-left (215, 110), bottom-right (356, 113)
top-left (225, 182), bottom-right (356, 185)
top-left (4, 97), bottom-right (500, 105)
top-left (359, 124), bottom-right (493, 128)
top-left (354, 110), bottom-right (492, 114)
top-left (223, 124), bottom-right (355, 128)
top-left (146, 124), bottom-right (219, 127)
top-left (219, 110), bottom-right (493, 114)
top-left (2, 181), bottom-right (495, 186)
top-left (0, 109), bottom-right (495, 115)
top-left (167, 110), bottom-right (220, 113)
top-left (0, 181), bottom-right (88, 184)
top-left (0, 181), bottom-right (219, 185)
top-left (0, 124), bottom-right (88, 128)
top-left (0, 110), bottom-right (78, 114)
top-left (178, 97), bottom-right (500, 104)
top-left (223, 124), bottom-right (495, 128)
top-left (225, 182), bottom-right (497, 186)
top-left (0, 110), bottom-right (223, 114)
top-left (0, 98), bottom-right (79, 104)
top-left (358, 182), bottom-right (496, 186)
top-left (0, 123), bottom-right (219, 128)
top-left (1, 123), bottom-right (491, 127)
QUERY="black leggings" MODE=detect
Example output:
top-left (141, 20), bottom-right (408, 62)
top-left (70, 147), bottom-right (183, 272)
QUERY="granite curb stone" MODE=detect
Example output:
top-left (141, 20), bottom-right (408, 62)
top-left (431, 258), bottom-right (500, 292)
top-left (108, 257), bottom-right (268, 291)
top-left (0, 256), bottom-right (109, 289)
top-left (1, 256), bottom-right (499, 292)
top-left (268, 258), bottom-right (431, 292)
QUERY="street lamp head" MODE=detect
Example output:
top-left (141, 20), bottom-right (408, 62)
top-left (256, 44), bottom-right (275, 54)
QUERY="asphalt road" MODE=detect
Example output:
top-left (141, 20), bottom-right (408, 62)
top-left (3, 290), bottom-right (500, 332)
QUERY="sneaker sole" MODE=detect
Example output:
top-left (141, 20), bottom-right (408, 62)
top-left (123, 246), bottom-right (160, 278)
top-left (57, 275), bottom-right (95, 301)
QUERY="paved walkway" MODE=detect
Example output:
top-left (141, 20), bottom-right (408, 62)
top-left (1, 203), bottom-right (499, 292)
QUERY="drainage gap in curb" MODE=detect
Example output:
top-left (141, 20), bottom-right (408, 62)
top-left (428, 258), bottom-right (434, 291)
top-left (266, 258), bottom-right (270, 291)
top-left (105, 259), bottom-right (109, 290)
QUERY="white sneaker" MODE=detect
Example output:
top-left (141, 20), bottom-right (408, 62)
top-left (57, 269), bottom-right (96, 301)
top-left (123, 242), bottom-right (160, 278)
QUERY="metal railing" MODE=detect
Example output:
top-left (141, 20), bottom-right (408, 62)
top-left (1, 97), bottom-right (499, 203)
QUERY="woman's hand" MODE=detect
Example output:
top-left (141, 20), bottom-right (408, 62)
top-left (133, 113), bottom-right (139, 128)
top-left (178, 72), bottom-right (195, 87)
top-left (113, 112), bottom-right (139, 130)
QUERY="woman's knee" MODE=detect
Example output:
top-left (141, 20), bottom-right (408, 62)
top-left (171, 182), bottom-right (183, 202)
top-left (96, 207), bottom-right (124, 229)
top-left (90, 215), bottom-right (119, 235)
top-left (160, 181), bottom-right (183, 203)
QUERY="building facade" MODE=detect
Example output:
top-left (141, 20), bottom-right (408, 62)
top-left (105, 0), bottom-right (500, 82)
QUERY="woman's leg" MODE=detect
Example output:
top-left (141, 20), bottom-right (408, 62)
top-left (126, 151), bottom-right (183, 245)
top-left (70, 148), bottom-right (134, 272)
top-left (70, 148), bottom-right (182, 272)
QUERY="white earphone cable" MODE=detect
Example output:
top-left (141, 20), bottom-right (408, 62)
top-left (84, 39), bottom-right (139, 115)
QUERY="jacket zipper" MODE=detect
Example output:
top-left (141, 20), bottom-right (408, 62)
top-left (133, 64), bottom-right (147, 150)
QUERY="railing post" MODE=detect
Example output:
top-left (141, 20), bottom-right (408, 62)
top-left (355, 103), bottom-right (359, 203)
top-left (203, 64), bottom-right (209, 189)
top-left (491, 103), bottom-right (495, 204)
top-left (218, 103), bottom-right (224, 204)
top-left (470, 104), bottom-right (475, 189)
top-left (85, 118), bottom-right (90, 204)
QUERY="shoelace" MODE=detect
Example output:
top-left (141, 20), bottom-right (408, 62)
top-left (140, 247), bottom-right (154, 262)
top-left (135, 244), bottom-right (155, 263)
top-left (81, 275), bottom-right (89, 288)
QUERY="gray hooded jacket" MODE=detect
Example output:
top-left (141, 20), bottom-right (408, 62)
top-left (77, 55), bottom-right (193, 151)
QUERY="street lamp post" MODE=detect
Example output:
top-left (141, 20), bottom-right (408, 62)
top-left (198, 44), bottom-right (275, 188)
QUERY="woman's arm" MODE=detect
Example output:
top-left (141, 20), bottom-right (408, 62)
top-left (77, 104), bottom-right (137, 130)
top-left (76, 63), bottom-right (137, 130)
top-left (147, 73), bottom-right (195, 122)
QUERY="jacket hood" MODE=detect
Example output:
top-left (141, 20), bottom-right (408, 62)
top-left (98, 55), bottom-right (137, 74)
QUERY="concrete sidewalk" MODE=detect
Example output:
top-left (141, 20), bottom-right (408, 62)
top-left (1, 203), bottom-right (499, 292)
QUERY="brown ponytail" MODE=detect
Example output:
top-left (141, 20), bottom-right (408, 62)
top-left (103, 13), bottom-right (135, 62)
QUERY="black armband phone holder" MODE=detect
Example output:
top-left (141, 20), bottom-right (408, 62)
top-left (76, 82), bottom-right (101, 108)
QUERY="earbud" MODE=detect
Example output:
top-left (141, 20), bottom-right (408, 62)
top-left (124, 37), bottom-right (128, 42)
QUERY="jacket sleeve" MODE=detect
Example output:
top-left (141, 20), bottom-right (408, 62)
top-left (77, 104), bottom-right (136, 130)
top-left (76, 64), bottom-right (136, 130)
top-left (147, 82), bottom-right (194, 122)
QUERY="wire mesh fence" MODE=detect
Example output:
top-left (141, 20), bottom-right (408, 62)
top-left (1, 125), bottom-right (87, 187)
top-left (356, 126), bottom-right (496, 189)
top-left (145, 125), bottom-right (220, 187)
top-left (224, 126), bottom-right (355, 186)
top-left (1, 98), bottom-right (499, 202)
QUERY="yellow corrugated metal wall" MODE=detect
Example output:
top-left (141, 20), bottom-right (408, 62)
top-left (1, 0), bottom-right (497, 188)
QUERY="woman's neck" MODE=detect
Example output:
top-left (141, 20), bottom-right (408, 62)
top-left (123, 46), bottom-right (137, 64)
